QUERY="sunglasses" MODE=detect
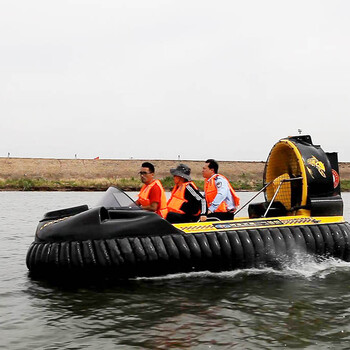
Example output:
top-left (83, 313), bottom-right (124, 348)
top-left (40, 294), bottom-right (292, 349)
top-left (139, 171), bottom-right (152, 175)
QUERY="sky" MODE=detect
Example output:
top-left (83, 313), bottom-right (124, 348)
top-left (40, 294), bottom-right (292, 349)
top-left (1, 0), bottom-right (350, 161)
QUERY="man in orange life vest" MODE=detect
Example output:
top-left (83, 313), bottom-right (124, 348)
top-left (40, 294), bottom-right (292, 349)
top-left (201, 159), bottom-right (240, 221)
top-left (135, 162), bottom-right (168, 218)
top-left (166, 164), bottom-right (207, 223)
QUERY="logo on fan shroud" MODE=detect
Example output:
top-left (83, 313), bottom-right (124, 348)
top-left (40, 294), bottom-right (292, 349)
top-left (306, 155), bottom-right (326, 178)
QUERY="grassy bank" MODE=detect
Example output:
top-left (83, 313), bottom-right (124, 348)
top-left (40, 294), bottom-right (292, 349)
top-left (0, 176), bottom-right (264, 192)
top-left (2, 176), bottom-right (349, 192)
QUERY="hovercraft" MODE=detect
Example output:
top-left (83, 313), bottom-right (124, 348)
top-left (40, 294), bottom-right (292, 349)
top-left (26, 135), bottom-right (350, 280)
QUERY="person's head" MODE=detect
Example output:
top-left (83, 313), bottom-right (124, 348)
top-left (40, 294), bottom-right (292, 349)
top-left (170, 164), bottom-right (191, 184)
top-left (202, 158), bottom-right (218, 179)
top-left (139, 162), bottom-right (155, 184)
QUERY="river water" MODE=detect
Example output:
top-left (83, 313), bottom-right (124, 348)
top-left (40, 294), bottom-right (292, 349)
top-left (1, 191), bottom-right (350, 349)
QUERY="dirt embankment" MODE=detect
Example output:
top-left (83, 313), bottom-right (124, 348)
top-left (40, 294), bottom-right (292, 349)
top-left (0, 157), bottom-right (265, 182)
top-left (1, 157), bottom-right (350, 182)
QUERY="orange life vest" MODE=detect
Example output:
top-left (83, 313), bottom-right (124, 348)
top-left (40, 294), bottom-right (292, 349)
top-left (204, 174), bottom-right (240, 212)
top-left (138, 179), bottom-right (168, 218)
top-left (167, 181), bottom-right (200, 215)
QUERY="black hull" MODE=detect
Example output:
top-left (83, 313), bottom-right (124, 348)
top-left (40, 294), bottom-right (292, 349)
top-left (26, 221), bottom-right (350, 280)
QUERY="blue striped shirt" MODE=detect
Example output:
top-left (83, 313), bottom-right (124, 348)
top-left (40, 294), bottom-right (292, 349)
top-left (207, 174), bottom-right (235, 213)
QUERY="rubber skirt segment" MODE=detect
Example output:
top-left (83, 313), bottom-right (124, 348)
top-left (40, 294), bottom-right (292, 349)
top-left (340, 222), bottom-right (350, 261)
top-left (26, 223), bottom-right (350, 279)
top-left (257, 228), bottom-right (276, 266)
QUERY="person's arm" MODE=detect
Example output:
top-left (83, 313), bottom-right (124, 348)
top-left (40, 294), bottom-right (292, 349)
top-left (185, 185), bottom-right (207, 216)
top-left (183, 184), bottom-right (208, 222)
top-left (208, 177), bottom-right (229, 214)
top-left (143, 202), bottom-right (159, 212)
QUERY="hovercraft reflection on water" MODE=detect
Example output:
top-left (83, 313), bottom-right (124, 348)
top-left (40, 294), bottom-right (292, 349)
top-left (26, 135), bottom-right (350, 280)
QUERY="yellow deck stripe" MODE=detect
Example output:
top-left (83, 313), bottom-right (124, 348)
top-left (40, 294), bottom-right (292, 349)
top-left (173, 216), bottom-right (345, 233)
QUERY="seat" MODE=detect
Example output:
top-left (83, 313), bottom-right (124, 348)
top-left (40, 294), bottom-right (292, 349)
top-left (248, 201), bottom-right (287, 218)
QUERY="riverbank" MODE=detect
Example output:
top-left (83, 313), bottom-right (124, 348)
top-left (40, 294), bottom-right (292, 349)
top-left (0, 157), bottom-right (265, 191)
top-left (1, 157), bottom-right (350, 191)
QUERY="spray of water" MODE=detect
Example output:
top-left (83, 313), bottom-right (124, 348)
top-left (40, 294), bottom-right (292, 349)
top-left (137, 254), bottom-right (350, 281)
top-left (277, 253), bottom-right (350, 279)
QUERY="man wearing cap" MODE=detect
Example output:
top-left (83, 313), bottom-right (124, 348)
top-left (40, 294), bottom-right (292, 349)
top-left (166, 163), bottom-right (207, 223)
top-left (135, 162), bottom-right (168, 218)
top-left (201, 158), bottom-right (240, 221)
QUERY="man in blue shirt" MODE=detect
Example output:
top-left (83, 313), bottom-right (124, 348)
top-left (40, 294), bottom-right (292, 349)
top-left (201, 159), bottom-right (240, 221)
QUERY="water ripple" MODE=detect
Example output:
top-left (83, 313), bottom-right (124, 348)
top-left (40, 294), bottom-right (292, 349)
top-left (2, 192), bottom-right (350, 349)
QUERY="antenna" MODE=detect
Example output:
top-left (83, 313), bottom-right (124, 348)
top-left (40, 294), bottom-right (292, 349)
top-left (298, 129), bottom-right (302, 135)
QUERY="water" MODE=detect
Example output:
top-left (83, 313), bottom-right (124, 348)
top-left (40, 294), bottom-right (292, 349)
top-left (1, 191), bottom-right (350, 349)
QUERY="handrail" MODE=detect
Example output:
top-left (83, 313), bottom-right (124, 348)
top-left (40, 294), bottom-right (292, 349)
top-left (197, 216), bottom-right (221, 222)
top-left (262, 176), bottom-right (303, 217)
top-left (233, 180), bottom-right (273, 217)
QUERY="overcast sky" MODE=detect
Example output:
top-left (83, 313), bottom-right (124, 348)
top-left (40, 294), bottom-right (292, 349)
top-left (1, 1), bottom-right (350, 161)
